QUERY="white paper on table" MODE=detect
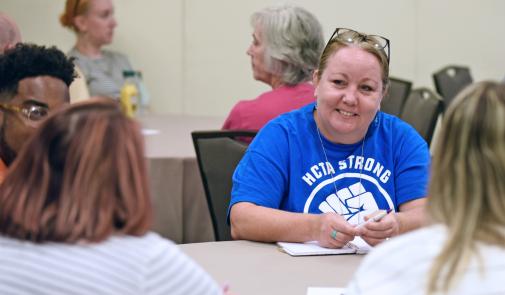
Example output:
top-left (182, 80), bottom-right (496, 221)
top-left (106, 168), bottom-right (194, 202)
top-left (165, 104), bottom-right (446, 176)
top-left (307, 287), bottom-right (346, 295)
top-left (278, 237), bottom-right (371, 256)
top-left (141, 128), bottom-right (161, 136)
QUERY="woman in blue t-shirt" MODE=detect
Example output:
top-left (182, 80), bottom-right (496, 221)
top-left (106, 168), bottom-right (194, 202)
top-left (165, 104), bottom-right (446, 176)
top-left (229, 28), bottom-right (430, 249)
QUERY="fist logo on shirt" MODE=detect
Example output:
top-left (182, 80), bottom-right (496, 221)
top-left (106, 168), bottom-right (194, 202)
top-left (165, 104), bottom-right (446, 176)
top-left (318, 182), bottom-right (379, 224)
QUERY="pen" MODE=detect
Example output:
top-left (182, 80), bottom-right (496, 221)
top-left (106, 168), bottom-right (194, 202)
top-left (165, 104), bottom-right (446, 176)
top-left (356, 209), bottom-right (392, 228)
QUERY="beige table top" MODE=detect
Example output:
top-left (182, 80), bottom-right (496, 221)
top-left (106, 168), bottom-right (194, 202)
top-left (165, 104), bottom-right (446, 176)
top-left (180, 240), bottom-right (364, 295)
top-left (139, 113), bottom-right (224, 158)
top-left (137, 114), bottom-right (224, 243)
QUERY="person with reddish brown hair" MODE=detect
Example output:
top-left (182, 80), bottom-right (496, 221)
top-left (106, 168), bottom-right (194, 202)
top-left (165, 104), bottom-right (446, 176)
top-left (60, 0), bottom-right (134, 99)
top-left (0, 99), bottom-right (222, 294)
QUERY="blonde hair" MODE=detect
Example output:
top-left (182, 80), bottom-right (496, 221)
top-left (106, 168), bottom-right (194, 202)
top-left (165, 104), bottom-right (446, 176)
top-left (427, 81), bottom-right (505, 294)
top-left (60, 0), bottom-right (90, 32)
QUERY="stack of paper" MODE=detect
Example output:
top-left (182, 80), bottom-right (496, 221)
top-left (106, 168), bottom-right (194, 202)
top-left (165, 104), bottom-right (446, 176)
top-left (277, 237), bottom-right (371, 256)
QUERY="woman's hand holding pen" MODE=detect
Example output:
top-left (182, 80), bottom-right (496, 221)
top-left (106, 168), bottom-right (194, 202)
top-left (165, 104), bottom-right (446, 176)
top-left (356, 211), bottom-right (400, 246)
top-left (315, 213), bottom-right (357, 249)
top-left (314, 210), bottom-right (400, 248)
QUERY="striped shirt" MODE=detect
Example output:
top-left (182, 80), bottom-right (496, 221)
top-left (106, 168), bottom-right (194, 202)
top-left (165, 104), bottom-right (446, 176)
top-left (0, 232), bottom-right (221, 295)
top-left (68, 48), bottom-right (133, 99)
top-left (346, 225), bottom-right (505, 295)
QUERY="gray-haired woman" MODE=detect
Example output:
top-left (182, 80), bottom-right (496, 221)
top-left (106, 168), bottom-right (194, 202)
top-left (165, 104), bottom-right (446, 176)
top-left (223, 4), bottom-right (324, 133)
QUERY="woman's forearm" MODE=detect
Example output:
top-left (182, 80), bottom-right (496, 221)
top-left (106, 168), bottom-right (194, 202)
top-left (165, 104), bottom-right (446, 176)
top-left (230, 202), bottom-right (320, 242)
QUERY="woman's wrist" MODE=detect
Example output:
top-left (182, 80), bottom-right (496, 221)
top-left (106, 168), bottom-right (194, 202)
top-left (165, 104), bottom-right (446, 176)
top-left (309, 213), bottom-right (324, 241)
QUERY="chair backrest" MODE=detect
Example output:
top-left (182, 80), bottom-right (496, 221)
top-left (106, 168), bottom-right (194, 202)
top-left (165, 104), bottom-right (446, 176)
top-left (192, 130), bottom-right (257, 241)
top-left (400, 88), bottom-right (443, 146)
top-left (381, 77), bottom-right (413, 116)
top-left (433, 65), bottom-right (473, 109)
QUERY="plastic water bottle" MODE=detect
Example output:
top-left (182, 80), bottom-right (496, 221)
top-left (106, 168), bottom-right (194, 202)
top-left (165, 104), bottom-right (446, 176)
top-left (120, 70), bottom-right (138, 118)
top-left (135, 71), bottom-right (150, 115)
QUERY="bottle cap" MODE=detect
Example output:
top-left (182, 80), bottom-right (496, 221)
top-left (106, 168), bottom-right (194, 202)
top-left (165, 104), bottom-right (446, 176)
top-left (122, 70), bottom-right (136, 78)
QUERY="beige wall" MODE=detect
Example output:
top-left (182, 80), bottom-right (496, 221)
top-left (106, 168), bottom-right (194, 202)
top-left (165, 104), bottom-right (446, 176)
top-left (2, 0), bottom-right (505, 116)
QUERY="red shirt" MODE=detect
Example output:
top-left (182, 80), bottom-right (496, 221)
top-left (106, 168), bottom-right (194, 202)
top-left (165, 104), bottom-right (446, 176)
top-left (222, 82), bottom-right (315, 132)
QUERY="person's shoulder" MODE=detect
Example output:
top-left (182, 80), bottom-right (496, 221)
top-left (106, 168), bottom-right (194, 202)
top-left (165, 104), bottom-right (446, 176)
top-left (364, 225), bottom-right (445, 266)
top-left (67, 48), bottom-right (88, 67)
top-left (235, 84), bottom-right (314, 110)
top-left (255, 83), bottom-right (314, 101)
top-left (67, 47), bottom-right (82, 57)
top-left (229, 98), bottom-right (256, 113)
top-left (267, 101), bottom-right (315, 128)
top-left (135, 231), bottom-right (175, 247)
top-left (231, 88), bottom-right (277, 110)
top-left (379, 112), bottom-right (416, 132)
top-left (223, 99), bottom-right (253, 127)
top-left (107, 232), bottom-right (176, 255)
top-left (101, 49), bottom-right (125, 57)
top-left (249, 102), bottom-right (314, 148)
top-left (348, 226), bottom-right (446, 294)
top-left (227, 89), bottom-right (271, 115)
top-left (254, 87), bottom-right (281, 101)
top-left (277, 101), bottom-right (315, 120)
top-left (354, 225), bottom-right (446, 284)
top-left (289, 82), bottom-right (316, 95)
top-left (102, 49), bottom-right (131, 63)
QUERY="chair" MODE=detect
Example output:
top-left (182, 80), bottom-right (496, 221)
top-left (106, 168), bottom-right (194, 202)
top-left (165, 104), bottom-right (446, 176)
top-left (192, 130), bottom-right (257, 241)
top-left (381, 77), bottom-right (413, 116)
top-left (433, 65), bottom-right (473, 109)
top-left (400, 88), bottom-right (443, 146)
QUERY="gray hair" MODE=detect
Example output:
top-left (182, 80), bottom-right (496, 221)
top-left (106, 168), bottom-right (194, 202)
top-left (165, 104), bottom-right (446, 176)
top-left (251, 5), bottom-right (324, 85)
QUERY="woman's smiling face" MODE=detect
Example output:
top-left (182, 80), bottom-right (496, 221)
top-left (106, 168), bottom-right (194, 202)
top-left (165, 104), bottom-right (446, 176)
top-left (314, 46), bottom-right (384, 144)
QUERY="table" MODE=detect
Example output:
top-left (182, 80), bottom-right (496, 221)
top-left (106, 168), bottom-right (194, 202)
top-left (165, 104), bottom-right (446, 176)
top-left (139, 114), bottom-right (224, 243)
top-left (180, 240), bottom-right (364, 295)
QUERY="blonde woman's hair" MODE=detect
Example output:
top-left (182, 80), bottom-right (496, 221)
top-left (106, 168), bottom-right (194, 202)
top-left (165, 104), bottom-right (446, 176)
top-left (427, 81), bottom-right (505, 294)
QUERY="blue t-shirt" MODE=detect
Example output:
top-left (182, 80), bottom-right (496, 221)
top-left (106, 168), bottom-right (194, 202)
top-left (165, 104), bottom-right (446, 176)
top-left (229, 103), bottom-right (430, 225)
